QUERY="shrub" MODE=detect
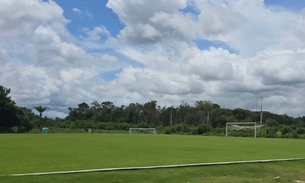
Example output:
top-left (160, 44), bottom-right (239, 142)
top-left (97, 122), bottom-right (107, 130)
top-left (296, 128), bottom-right (305, 134)
top-left (197, 124), bottom-right (211, 135)
top-left (156, 125), bottom-right (165, 133)
top-left (174, 123), bottom-right (190, 134)
top-left (275, 131), bottom-right (282, 138)
top-left (281, 126), bottom-right (292, 134)
top-left (118, 122), bottom-right (131, 130)
top-left (265, 128), bottom-right (276, 138)
top-left (136, 122), bottom-right (150, 128)
top-left (164, 126), bottom-right (171, 134)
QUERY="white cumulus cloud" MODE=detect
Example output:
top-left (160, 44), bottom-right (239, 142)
top-left (1, 0), bottom-right (305, 118)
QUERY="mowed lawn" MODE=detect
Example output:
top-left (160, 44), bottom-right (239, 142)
top-left (1, 160), bottom-right (305, 183)
top-left (0, 134), bottom-right (305, 176)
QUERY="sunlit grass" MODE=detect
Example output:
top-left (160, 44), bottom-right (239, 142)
top-left (1, 134), bottom-right (304, 176)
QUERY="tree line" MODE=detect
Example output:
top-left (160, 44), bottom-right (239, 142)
top-left (1, 85), bottom-right (305, 138)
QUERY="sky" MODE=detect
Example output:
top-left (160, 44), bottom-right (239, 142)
top-left (1, 0), bottom-right (305, 118)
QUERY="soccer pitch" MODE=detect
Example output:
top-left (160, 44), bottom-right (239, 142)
top-left (1, 134), bottom-right (305, 182)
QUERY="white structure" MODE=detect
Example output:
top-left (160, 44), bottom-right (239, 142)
top-left (129, 128), bottom-right (156, 134)
top-left (226, 122), bottom-right (265, 138)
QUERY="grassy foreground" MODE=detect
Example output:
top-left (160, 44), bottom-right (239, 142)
top-left (1, 160), bottom-right (305, 183)
top-left (0, 134), bottom-right (304, 182)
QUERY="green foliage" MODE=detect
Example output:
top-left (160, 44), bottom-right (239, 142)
top-left (34, 105), bottom-right (49, 118)
top-left (281, 126), bottom-right (292, 134)
top-left (233, 108), bottom-right (249, 121)
top-left (265, 119), bottom-right (278, 126)
top-left (61, 99), bottom-right (305, 139)
top-left (2, 84), bottom-right (305, 139)
top-left (155, 125), bottom-right (165, 133)
top-left (174, 123), bottom-right (190, 133)
top-left (164, 127), bottom-right (171, 134)
top-left (0, 85), bottom-right (34, 133)
top-left (296, 127), bottom-right (305, 134)
top-left (96, 122), bottom-right (133, 131)
top-left (265, 127), bottom-right (276, 138)
top-left (229, 129), bottom-right (254, 137)
top-left (276, 131), bottom-right (282, 138)
top-left (136, 122), bottom-right (150, 128)
top-left (197, 124), bottom-right (212, 134)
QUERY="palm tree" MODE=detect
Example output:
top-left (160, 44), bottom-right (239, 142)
top-left (34, 106), bottom-right (49, 118)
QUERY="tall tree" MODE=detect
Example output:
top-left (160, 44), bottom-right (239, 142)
top-left (143, 100), bottom-right (157, 125)
top-left (90, 101), bottom-right (101, 110)
top-left (0, 86), bottom-right (14, 112)
top-left (179, 100), bottom-right (189, 124)
top-left (195, 100), bottom-right (216, 125)
top-left (232, 108), bottom-right (249, 121)
top-left (0, 86), bottom-right (17, 130)
top-left (0, 85), bottom-right (33, 132)
top-left (34, 106), bottom-right (49, 118)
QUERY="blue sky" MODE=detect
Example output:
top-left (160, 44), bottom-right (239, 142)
top-left (52, 0), bottom-right (123, 36)
top-left (264, 0), bottom-right (305, 11)
top-left (50, 0), bottom-right (124, 81)
top-left (2, 0), bottom-right (305, 117)
top-left (44, 0), bottom-right (305, 81)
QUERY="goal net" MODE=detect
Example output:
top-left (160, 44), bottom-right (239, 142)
top-left (226, 122), bottom-right (265, 138)
top-left (129, 128), bottom-right (157, 134)
top-left (129, 128), bottom-right (156, 134)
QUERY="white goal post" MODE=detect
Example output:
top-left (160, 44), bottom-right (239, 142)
top-left (129, 128), bottom-right (156, 134)
top-left (226, 122), bottom-right (265, 138)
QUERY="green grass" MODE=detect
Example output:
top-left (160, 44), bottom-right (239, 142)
top-left (0, 134), bottom-right (305, 182)
top-left (1, 160), bottom-right (305, 183)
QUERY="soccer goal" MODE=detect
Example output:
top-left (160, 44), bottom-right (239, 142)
top-left (226, 122), bottom-right (265, 138)
top-left (129, 128), bottom-right (156, 134)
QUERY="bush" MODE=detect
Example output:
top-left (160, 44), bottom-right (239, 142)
top-left (212, 127), bottom-right (225, 136)
top-left (275, 131), bottom-right (282, 138)
top-left (105, 124), bottom-right (115, 130)
top-left (84, 121), bottom-right (96, 130)
top-left (281, 126), bottom-right (292, 134)
top-left (265, 128), bottom-right (276, 138)
top-left (296, 128), bottom-right (305, 134)
top-left (174, 123), bottom-right (190, 134)
top-left (190, 127), bottom-right (198, 135)
top-left (156, 125), bottom-right (165, 133)
top-left (197, 124), bottom-right (211, 135)
top-left (266, 120), bottom-right (278, 126)
top-left (97, 122), bottom-right (107, 130)
top-left (118, 122), bottom-right (131, 130)
top-left (136, 122), bottom-right (150, 128)
top-left (164, 126), bottom-right (171, 134)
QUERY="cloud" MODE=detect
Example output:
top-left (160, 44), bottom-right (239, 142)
top-left (1, 0), bottom-right (305, 118)
top-left (72, 7), bottom-right (82, 13)
top-left (291, 9), bottom-right (305, 46)
top-left (0, 0), bottom-right (107, 115)
top-left (72, 7), bottom-right (92, 18)
top-left (81, 26), bottom-right (111, 41)
top-left (0, 0), bottom-right (68, 37)
top-left (107, 0), bottom-right (246, 44)
top-left (207, 0), bottom-right (299, 56)
top-left (84, 7), bottom-right (93, 18)
top-left (101, 54), bottom-right (118, 63)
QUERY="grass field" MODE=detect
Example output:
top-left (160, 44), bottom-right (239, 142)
top-left (0, 134), bottom-right (305, 182)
